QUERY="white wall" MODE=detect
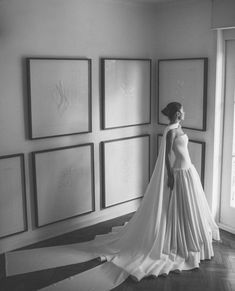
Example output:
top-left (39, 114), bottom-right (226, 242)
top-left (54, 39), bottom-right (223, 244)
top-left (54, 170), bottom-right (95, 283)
top-left (0, 0), bottom-right (217, 253)
top-left (212, 0), bottom-right (235, 29)
top-left (153, 0), bottom-right (217, 209)
top-left (0, 0), bottom-right (159, 253)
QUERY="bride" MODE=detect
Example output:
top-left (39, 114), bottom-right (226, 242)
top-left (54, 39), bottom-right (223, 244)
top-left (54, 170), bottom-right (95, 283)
top-left (6, 102), bottom-right (220, 290)
top-left (90, 102), bottom-right (220, 280)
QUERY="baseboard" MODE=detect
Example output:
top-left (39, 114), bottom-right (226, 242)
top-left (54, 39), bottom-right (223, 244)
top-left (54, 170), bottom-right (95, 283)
top-left (0, 209), bottom-right (137, 279)
top-left (218, 222), bottom-right (235, 234)
top-left (0, 253), bottom-right (6, 280)
top-left (0, 200), bottom-right (140, 254)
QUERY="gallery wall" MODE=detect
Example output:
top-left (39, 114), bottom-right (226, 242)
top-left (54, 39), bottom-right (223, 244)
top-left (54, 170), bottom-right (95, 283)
top-left (153, 0), bottom-right (217, 209)
top-left (0, 0), bottom-right (217, 253)
top-left (0, 0), bottom-right (159, 253)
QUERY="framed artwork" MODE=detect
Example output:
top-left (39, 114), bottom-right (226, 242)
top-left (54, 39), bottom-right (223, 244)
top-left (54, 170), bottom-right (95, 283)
top-left (101, 58), bottom-right (151, 129)
top-left (32, 143), bottom-right (95, 227)
top-left (157, 134), bottom-right (206, 187)
top-left (158, 58), bottom-right (208, 131)
top-left (27, 58), bottom-right (92, 139)
top-left (101, 135), bottom-right (150, 208)
top-left (0, 154), bottom-right (27, 239)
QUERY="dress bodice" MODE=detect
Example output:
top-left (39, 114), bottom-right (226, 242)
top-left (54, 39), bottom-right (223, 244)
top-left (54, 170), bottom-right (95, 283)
top-left (172, 134), bottom-right (192, 169)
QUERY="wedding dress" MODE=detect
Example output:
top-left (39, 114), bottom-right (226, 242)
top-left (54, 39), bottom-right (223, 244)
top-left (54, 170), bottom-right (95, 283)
top-left (5, 123), bottom-right (220, 290)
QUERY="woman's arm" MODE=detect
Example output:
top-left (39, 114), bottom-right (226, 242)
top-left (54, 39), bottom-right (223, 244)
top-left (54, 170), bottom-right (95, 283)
top-left (165, 130), bottom-right (175, 190)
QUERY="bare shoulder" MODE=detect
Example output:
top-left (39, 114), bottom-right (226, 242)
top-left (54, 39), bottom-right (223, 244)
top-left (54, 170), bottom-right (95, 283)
top-left (166, 129), bottom-right (176, 141)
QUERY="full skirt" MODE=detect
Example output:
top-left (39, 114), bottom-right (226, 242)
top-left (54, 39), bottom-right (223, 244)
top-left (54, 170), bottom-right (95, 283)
top-left (5, 164), bottom-right (220, 290)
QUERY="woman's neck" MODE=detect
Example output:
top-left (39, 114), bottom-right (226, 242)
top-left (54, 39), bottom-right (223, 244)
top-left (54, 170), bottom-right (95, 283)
top-left (169, 121), bottom-right (180, 126)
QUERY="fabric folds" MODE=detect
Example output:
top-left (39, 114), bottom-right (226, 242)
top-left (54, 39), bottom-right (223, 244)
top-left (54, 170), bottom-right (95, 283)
top-left (5, 124), bottom-right (220, 291)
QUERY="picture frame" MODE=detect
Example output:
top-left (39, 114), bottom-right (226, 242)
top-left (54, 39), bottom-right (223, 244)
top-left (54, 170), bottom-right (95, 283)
top-left (101, 58), bottom-right (152, 129)
top-left (158, 58), bottom-right (208, 131)
top-left (0, 154), bottom-right (27, 239)
top-left (32, 143), bottom-right (95, 227)
top-left (157, 134), bottom-right (206, 187)
top-left (27, 57), bottom-right (92, 139)
top-left (101, 135), bottom-right (150, 208)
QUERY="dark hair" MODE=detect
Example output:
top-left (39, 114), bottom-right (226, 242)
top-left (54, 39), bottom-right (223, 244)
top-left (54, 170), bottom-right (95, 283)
top-left (161, 102), bottom-right (182, 120)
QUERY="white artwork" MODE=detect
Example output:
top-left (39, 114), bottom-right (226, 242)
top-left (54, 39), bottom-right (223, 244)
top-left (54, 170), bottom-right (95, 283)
top-left (28, 58), bottom-right (91, 139)
top-left (188, 140), bottom-right (205, 186)
top-left (102, 135), bottom-right (150, 207)
top-left (33, 144), bottom-right (94, 226)
top-left (158, 58), bottom-right (207, 131)
top-left (103, 58), bottom-right (151, 129)
top-left (0, 154), bottom-right (27, 238)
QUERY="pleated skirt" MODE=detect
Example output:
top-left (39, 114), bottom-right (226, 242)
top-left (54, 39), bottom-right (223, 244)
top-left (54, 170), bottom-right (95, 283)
top-left (99, 164), bottom-right (220, 281)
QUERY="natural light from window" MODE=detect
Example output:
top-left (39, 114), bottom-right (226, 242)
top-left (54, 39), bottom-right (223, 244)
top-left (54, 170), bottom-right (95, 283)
top-left (231, 100), bottom-right (235, 207)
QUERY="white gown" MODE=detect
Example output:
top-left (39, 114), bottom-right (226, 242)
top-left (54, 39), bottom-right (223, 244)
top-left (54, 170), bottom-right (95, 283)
top-left (5, 123), bottom-right (220, 290)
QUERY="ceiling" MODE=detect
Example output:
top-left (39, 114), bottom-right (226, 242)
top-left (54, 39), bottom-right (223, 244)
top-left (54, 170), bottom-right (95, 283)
top-left (113, 0), bottom-right (194, 3)
top-left (136, 0), bottom-right (183, 2)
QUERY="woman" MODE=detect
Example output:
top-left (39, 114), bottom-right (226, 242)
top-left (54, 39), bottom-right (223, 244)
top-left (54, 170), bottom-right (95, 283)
top-left (160, 102), bottom-right (220, 269)
top-left (6, 102), bottom-right (220, 291)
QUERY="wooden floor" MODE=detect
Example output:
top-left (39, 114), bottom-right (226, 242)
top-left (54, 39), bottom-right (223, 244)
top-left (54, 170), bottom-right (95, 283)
top-left (1, 213), bottom-right (235, 291)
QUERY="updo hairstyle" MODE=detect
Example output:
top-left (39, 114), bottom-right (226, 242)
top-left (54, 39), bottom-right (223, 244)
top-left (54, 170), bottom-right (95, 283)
top-left (161, 102), bottom-right (182, 120)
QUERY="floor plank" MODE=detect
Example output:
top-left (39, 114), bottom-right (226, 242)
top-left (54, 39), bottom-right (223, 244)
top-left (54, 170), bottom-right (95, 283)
top-left (1, 213), bottom-right (235, 291)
